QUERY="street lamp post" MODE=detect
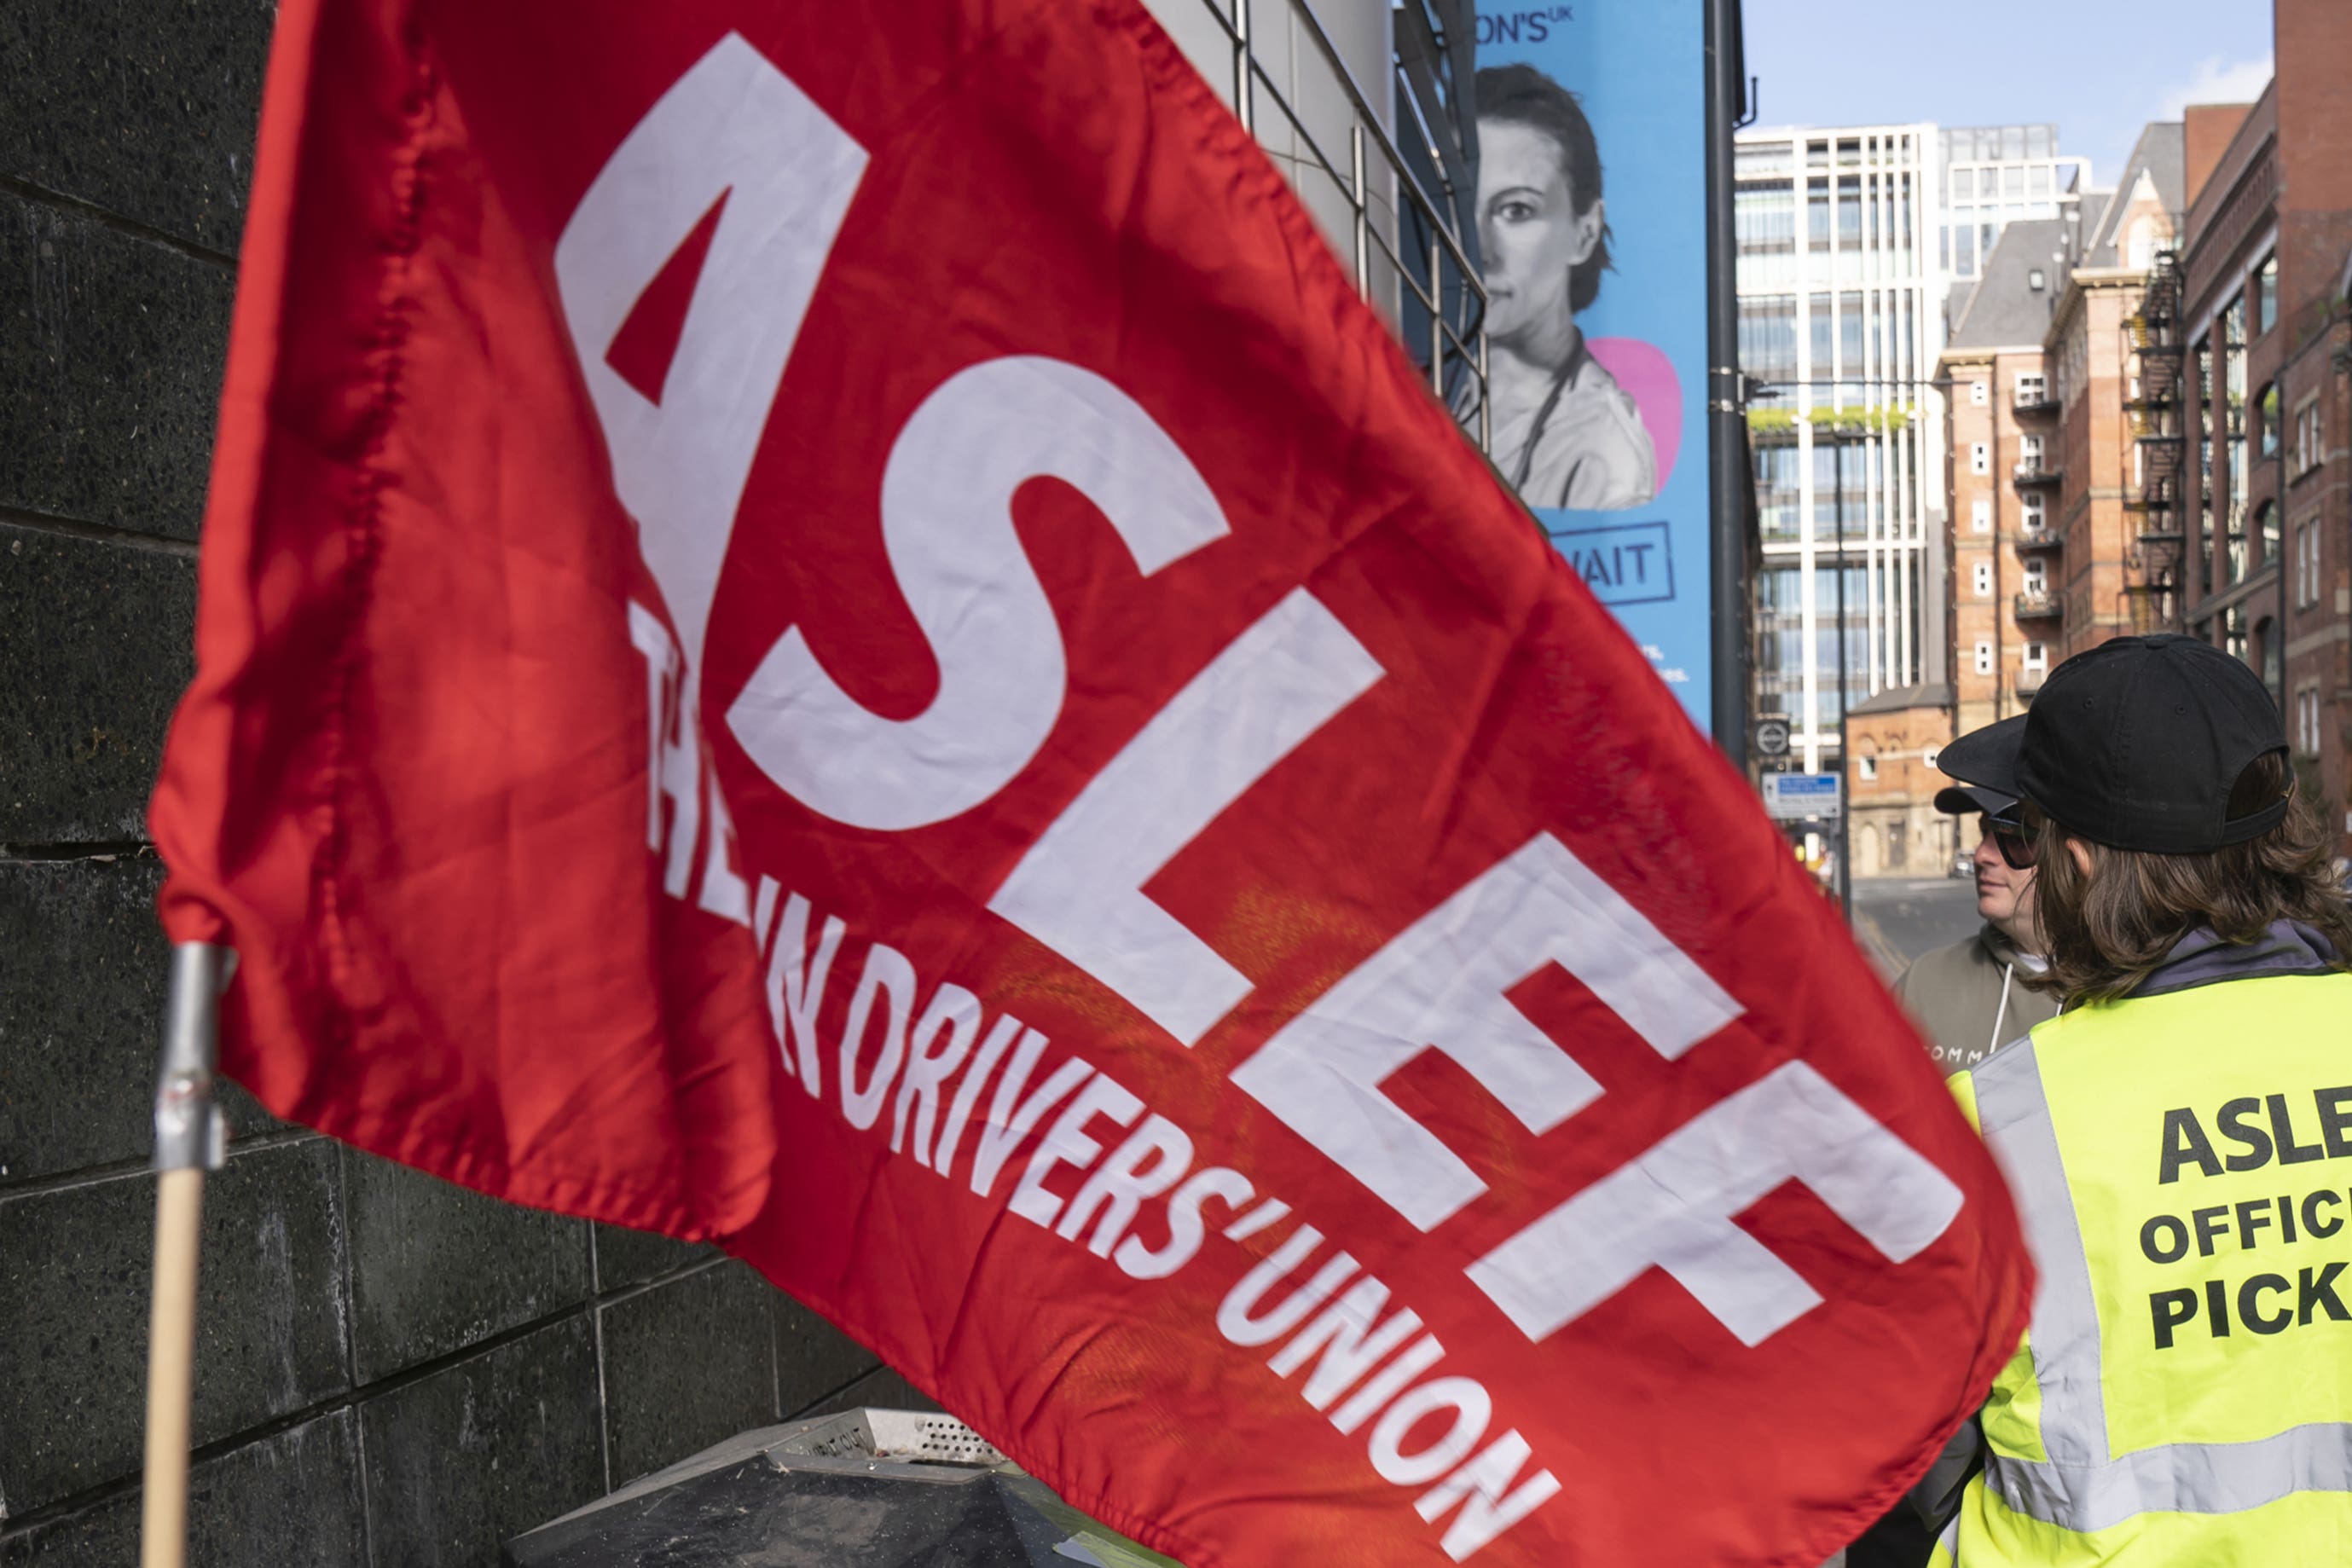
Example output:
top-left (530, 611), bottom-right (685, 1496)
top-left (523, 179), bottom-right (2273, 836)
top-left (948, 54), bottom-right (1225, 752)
top-left (1834, 433), bottom-right (1852, 923)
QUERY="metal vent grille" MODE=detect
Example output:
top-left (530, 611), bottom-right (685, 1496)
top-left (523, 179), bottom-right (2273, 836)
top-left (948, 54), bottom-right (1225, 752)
top-left (770, 1409), bottom-right (1009, 1468)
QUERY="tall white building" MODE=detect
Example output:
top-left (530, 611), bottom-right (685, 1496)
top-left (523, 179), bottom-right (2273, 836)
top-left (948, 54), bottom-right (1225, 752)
top-left (1736, 124), bottom-right (2092, 770)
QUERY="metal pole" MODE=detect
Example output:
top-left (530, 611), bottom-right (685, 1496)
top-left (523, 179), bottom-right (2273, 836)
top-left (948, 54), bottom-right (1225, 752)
top-left (1428, 223), bottom-right (1444, 397)
top-left (1836, 437), bottom-right (1853, 923)
top-left (1231, 0), bottom-right (1252, 136)
top-left (1704, 0), bottom-right (1748, 759)
top-left (1350, 122), bottom-right (1369, 297)
top-left (141, 942), bottom-right (234, 1568)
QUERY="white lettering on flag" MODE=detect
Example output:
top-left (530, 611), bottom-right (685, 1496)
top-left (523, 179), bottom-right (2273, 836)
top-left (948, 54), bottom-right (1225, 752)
top-left (1467, 1060), bottom-right (1965, 1345)
top-left (730, 356), bottom-right (1231, 830)
top-left (563, 36), bottom-right (865, 918)
top-left (989, 586), bottom-right (1384, 1045)
top-left (1230, 831), bottom-right (1743, 1230)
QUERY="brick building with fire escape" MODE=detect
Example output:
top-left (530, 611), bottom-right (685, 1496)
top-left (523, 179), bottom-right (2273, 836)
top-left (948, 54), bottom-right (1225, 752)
top-left (2157, 6), bottom-right (2352, 856)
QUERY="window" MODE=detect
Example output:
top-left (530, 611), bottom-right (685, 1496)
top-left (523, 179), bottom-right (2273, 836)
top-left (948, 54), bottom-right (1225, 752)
top-left (2296, 520), bottom-right (2316, 609)
top-left (2297, 397), bottom-right (2325, 475)
top-left (2022, 558), bottom-right (2048, 595)
top-left (2301, 687), bottom-right (2324, 756)
top-left (1974, 640), bottom-right (1995, 675)
top-left (2023, 642), bottom-right (2048, 675)
top-left (1973, 561), bottom-right (1994, 597)
top-left (2019, 433), bottom-right (2044, 473)
top-left (1971, 441), bottom-right (1990, 474)
top-left (1740, 295), bottom-right (1799, 386)
top-left (2021, 490), bottom-right (2046, 532)
top-left (2259, 384), bottom-right (2281, 457)
top-left (2257, 500), bottom-right (2280, 568)
top-left (1857, 755), bottom-right (1879, 781)
top-left (2016, 373), bottom-right (2046, 406)
top-left (1970, 379), bottom-right (1989, 408)
top-left (1972, 499), bottom-right (1993, 533)
top-left (2257, 252), bottom-right (2280, 335)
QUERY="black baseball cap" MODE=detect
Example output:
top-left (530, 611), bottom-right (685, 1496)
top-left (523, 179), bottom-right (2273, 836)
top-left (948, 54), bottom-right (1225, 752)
top-left (1938, 634), bottom-right (2289, 853)
top-left (1932, 717), bottom-right (2026, 818)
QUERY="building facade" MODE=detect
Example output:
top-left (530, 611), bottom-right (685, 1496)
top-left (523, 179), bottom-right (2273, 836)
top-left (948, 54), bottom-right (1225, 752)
top-left (1737, 122), bottom-right (2091, 880)
top-left (1845, 683), bottom-right (1956, 877)
top-left (2169, 2), bottom-right (2352, 857)
top-left (1926, 127), bottom-right (2187, 838)
top-left (2051, 124), bottom-right (2188, 661)
top-left (1938, 220), bottom-right (2065, 742)
top-left (1938, 124), bottom-right (2094, 296)
top-left (1737, 124), bottom-right (1944, 777)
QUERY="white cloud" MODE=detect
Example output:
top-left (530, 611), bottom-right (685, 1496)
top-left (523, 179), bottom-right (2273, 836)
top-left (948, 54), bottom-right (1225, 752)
top-left (2159, 55), bottom-right (2274, 118)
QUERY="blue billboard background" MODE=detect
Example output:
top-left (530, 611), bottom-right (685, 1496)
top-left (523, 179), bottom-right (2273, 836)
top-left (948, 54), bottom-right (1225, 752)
top-left (1471, 1), bottom-right (1712, 727)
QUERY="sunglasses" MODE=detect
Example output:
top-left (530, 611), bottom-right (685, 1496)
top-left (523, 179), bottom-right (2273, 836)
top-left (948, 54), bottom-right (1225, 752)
top-left (1988, 804), bottom-right (2043, 871)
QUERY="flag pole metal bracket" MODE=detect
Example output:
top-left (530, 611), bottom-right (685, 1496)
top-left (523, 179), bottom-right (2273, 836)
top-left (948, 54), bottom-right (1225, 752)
top-left (141, 941), bottom-right (235, 1568)
top-left (153, 944), bottom-right (232, 1174)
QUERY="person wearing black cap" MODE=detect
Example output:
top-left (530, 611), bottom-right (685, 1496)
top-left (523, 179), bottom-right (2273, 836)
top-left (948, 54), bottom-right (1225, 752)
top-left (1915, 634), bottom-right (2352, 1568)
top-left (1887, 719), bottom-right (2059, 1079)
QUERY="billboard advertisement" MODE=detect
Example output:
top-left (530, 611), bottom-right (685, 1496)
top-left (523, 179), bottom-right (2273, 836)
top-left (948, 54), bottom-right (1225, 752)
top-left (1466, 2), bottom-right (1712, 726)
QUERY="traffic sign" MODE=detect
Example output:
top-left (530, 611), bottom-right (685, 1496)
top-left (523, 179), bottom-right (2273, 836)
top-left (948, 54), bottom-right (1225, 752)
top-left (1754, 717), bottom-right (1791, 759)
top-left (1762, 772), bottom-right (1840, 821)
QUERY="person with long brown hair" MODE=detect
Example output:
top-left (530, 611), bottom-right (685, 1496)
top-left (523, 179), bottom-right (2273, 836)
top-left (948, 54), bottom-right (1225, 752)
top-left (1918, 633), bottom-right (2352, 1566)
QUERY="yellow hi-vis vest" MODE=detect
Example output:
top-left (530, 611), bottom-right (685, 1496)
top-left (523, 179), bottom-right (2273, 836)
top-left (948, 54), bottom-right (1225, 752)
top-left (1932, 969), bottom-right (2352, 1566)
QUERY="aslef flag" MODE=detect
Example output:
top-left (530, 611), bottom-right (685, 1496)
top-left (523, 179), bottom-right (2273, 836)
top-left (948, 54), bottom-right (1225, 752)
top-left (151, 0), bottom-right (2031, 1562)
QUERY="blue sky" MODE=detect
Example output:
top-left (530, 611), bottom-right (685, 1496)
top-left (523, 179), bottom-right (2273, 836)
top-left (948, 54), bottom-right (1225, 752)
top-left (1740, 0), bottom-right (2274, 193)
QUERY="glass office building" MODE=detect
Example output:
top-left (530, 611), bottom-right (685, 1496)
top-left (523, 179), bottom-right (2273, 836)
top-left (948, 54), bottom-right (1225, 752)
top-left (1938, 124), bottom-right (2091, 286)
top-left (1737, 123), bottom-right (2090, 770)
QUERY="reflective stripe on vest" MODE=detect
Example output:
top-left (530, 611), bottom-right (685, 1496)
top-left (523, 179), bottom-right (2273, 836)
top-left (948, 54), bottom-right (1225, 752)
top-left (1971, 981), bottom-right (2352, 1537)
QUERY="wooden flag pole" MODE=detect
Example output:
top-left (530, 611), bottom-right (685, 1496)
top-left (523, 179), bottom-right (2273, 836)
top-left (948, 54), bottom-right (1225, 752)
top-left (140, 943), bottom-right (234, 1568)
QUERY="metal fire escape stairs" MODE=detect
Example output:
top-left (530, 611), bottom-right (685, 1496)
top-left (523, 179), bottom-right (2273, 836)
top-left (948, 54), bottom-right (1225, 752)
top-left (2123, 247), bottom-right (2187, 634)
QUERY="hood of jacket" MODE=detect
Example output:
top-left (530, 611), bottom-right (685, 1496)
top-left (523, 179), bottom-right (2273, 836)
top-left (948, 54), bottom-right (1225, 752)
top-left (2127, 919), bottom-right (2343, 999)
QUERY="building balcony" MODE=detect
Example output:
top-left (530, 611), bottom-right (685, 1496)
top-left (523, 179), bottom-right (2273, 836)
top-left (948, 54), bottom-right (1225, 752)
top-left (2014, 524), bottom-right (2061, 553)
top-left (2123, 476), bottom-right (2179, 513)
top-left (2013, 389), bottom-right (2059, 416)
top-left (2014, 590), bottom-right (2062, 621)
top-left (2013, 461), bottom-right (2063, 488)
top-left (2016, 674), bottom-right (2046, 699)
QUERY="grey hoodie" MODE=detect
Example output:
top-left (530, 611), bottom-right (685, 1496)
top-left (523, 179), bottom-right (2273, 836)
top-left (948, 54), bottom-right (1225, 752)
top-left (1891, 922), bottom-right (2060, 1074)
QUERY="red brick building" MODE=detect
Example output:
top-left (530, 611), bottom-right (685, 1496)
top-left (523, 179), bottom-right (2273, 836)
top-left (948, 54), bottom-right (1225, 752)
top-left (1935, 126), bottom-right (2186, 737)
top-left (1845, 685), bottom-right (1956, 877)
top-left (2169, 4), bottom-right (2352, 855)
top-left (1939, 227), bottom-right (2060, 739)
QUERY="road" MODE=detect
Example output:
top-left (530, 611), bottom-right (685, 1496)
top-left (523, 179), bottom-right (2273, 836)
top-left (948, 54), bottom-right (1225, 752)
top-left (1851, 876), bottom-right (1981, 981)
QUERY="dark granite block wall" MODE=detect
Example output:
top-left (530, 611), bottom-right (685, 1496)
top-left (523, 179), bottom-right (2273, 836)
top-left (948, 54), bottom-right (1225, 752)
top-left (0, 6), bottom-right (924, 1563)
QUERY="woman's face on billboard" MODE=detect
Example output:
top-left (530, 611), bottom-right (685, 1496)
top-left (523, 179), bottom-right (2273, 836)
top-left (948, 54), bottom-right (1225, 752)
top-left (1476, 119), bottom-right (1603, 352)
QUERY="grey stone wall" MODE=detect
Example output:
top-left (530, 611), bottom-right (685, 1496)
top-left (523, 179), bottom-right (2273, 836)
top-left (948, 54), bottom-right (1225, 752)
top-left (0, 6), bottom-right (922, 1562)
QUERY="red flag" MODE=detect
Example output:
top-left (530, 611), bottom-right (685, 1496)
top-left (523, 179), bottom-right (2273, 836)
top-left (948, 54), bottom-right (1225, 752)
top-left (152, 2), bottom-right (2032, 1563)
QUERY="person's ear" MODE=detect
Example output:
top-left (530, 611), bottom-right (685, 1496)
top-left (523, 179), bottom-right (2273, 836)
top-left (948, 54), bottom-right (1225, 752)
top-left (2065, 837), bottom-right (2094, 879)
top-left (1567, 197), bottom-right (1604, 268)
